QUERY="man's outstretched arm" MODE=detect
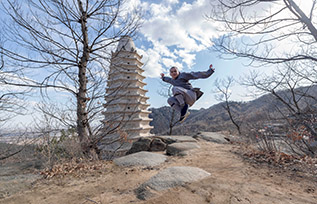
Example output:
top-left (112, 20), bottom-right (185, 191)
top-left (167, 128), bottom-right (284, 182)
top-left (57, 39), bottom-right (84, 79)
top-left (182, 65), bottom-right (215, 80)
top-left (160, 73), bottom-right (173, 84)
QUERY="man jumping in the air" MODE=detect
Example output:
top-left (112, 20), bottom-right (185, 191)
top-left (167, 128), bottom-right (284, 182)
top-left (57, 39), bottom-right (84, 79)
top-left (160, 64), bottom-right (215, 122)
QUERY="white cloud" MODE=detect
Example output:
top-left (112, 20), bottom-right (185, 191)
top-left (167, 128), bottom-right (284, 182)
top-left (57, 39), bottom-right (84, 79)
top-left (151, 40), bottom-right (176, 59)
top-left (161, 57), bottom-right (182, 71)
top-left (175, 49), bottom-right (196, 68)
top-left (121, 0), bottom-right (148, 15)
top-left (138, 47), bottom-right (163, 78)
top-left (163, 0), bottom-right (179, 4)
top-left (148, 3), bottom-right (172, 17)
top-left (138, 0), bottom-right (220, 78)
top-left (0, 72), bottom-right (33, 93)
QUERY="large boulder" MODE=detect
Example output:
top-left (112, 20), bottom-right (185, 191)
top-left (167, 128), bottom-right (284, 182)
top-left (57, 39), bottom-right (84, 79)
top-left (126, 136), bottom-right (197, 155)
top-left (150, 138), bottom-right (166, 152)
top-left (194, 132), bottom-right (230, 144)
top-left (114, 151), bottom-right (167, 167)
top-left (166, 142), bottom-right (200, 156)
top-left (126, 137), bottom-right (152, 155)
top-left (154, 135), bottom-right (197, 144)
top-left (136, 166), bottom-right (211, 200)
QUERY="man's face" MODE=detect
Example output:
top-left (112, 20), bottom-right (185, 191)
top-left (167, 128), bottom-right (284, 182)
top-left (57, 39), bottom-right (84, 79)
top-left (169, 67), bottom-right (179, 79)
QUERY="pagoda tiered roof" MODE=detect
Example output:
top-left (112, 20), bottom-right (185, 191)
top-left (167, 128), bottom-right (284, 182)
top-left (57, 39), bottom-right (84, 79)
top-left (99, 36), bottom-right (153, 159)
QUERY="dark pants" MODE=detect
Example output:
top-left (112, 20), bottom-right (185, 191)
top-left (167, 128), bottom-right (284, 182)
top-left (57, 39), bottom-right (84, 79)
top-left (167, 86), bottom-right (196, 112)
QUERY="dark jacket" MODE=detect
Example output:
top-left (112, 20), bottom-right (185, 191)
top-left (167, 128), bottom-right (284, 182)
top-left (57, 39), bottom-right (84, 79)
top-left (162, 68), bottom-right (214, 90)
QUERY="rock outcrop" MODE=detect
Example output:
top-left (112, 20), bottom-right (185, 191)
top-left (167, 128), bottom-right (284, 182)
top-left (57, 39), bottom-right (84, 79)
top-left (136, 166), bottom-right (211, 200)
top-left (114, 151), bottom-right (167, 167)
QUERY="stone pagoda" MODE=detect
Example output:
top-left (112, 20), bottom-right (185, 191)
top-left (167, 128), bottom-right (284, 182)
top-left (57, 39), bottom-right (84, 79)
top-left (99, 36), bottom-right (153, 159)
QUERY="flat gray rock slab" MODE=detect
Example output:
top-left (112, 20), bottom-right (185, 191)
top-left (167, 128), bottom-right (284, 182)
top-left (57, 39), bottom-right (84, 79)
top-left (113, 151), bottom-right (167, 167)
top-left (153, 135), bottom-right (197, 144)
top-left (166, 142), bottom-right (200, 156)
top-left (194, 132), bottom-right (230, 144)
top-left (136, 166), bottom-right (210, 200)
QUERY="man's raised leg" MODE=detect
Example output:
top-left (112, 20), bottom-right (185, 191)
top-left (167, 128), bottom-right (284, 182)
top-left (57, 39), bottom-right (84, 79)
top-left (168, 97), bottom-right (182, 112)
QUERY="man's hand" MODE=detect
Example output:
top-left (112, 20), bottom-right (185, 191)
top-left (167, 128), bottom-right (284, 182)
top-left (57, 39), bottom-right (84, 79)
top-left (210, 64), bottom-right (215, 71)
top-left (160, 73), bottom-right (164, 78)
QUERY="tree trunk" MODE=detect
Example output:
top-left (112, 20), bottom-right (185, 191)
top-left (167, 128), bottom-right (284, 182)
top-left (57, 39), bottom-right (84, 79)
top-left (169, 109), bottom-right (176, 135)
top-left (77, 0), bottom-right (90, 154)
top-left (225, 101), bottom-right (241, 135)
top-left (286, 0), bottom-right (317, 41)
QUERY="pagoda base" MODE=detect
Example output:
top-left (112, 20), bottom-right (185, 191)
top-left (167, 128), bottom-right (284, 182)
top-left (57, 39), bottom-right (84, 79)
top-left (97, 131), bottom-right (153, 160)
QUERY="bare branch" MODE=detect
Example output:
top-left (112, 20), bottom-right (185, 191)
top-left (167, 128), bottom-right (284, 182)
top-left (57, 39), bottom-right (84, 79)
top-left (210, 0), bottom-right (317, 65)
top-left (0, 0), bottom-right (142, 156)
top-left (214, 76), bottom-right (242, 134)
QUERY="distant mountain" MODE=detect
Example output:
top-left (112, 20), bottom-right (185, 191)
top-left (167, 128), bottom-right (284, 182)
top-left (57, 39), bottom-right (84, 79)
top-left (149, 85), bottom-right (317, 135)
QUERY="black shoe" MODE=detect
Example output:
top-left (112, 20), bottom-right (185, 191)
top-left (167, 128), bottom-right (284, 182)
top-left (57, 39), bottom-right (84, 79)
top-left (180, 104), bottom-right (188, 117)
top-left (179, 104), bottom-right (189, 123)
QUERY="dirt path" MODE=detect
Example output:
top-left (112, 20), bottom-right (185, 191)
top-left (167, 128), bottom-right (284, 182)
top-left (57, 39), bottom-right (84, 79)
top-left (0, 141), bottom-right (316, 204)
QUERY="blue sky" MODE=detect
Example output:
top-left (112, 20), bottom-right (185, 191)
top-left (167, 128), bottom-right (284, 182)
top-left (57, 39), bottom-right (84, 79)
top-left (0, 0), bottom-right (266, 128)
top-left (130, 0), bottom-right (255, 109)
top-left (2, 0), bottom-right (313, 127)
top-left (129, 0), bottom-right (315, 110)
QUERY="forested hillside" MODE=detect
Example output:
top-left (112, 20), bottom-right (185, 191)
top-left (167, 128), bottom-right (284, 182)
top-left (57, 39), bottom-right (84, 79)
top-left (149, 86), bottom-right (317, 135)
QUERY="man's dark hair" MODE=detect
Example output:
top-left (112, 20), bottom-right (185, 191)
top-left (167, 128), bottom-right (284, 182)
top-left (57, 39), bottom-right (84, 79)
top-left (170, 66), bottom-right (178, 71)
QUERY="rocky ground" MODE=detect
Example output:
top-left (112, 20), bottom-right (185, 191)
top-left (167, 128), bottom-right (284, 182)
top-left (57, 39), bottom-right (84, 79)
top-left (0, 133), bottom-right (316, 204)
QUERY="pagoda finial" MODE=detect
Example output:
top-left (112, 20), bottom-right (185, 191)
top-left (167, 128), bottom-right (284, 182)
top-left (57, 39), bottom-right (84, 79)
top-left (116, 36), bottom-right (136, 52)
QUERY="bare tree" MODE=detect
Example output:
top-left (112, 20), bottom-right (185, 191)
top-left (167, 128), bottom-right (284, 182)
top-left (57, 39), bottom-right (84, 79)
top-left (209, 0), bottom-right (317, 64)
top-left (209, 0), bottom-right (317, 156)
top-left (242, 63), bottom-right (317, 155)
top-left (0, 0), bottom-right (142, 156)
top-left (0, 38), bottom-right (26, 122)
top-left (157, 82), bottom-right (180, 135)
top-left (0, 38), bottom-right (31, 161)
top-left (214, 76), bottom-right (242, 134)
